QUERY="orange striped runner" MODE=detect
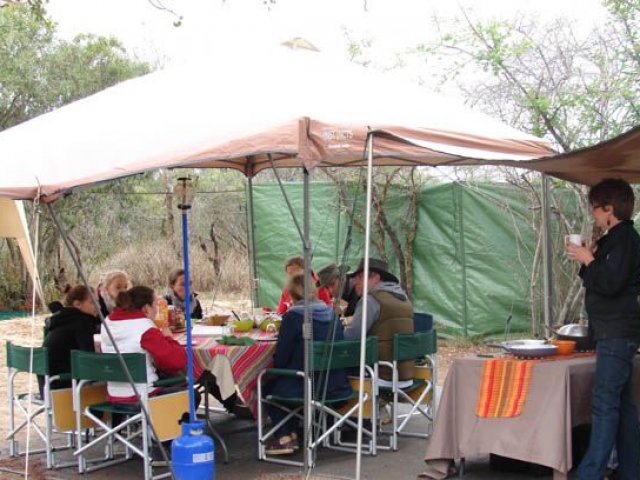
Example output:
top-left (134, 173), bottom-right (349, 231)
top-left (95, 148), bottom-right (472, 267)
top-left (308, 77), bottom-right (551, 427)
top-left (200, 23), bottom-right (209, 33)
top-left (475, 358), bottom-right (536, 418)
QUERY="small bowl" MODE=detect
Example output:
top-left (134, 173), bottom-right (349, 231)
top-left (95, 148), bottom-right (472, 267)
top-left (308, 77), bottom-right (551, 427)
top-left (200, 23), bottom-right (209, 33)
top-left (551, 339), bottom-right (576, 355)
top-left (259, 318), bottom-right (282, 332)
top-left (206, 314), bottom-right (230, 326)
top-left (231, 319), bottom-right (254, 332)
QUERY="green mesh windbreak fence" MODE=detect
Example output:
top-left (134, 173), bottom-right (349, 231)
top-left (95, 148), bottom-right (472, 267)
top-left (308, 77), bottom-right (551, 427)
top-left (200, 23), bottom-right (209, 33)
top-left (251, 181), bottom-right (570, 339)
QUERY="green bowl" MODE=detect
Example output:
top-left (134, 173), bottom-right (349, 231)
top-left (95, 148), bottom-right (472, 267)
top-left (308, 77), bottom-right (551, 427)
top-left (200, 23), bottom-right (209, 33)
top-left (232, 319), bottom-right (254, 332)
top-left (259, 318), bottom-right (281, 332)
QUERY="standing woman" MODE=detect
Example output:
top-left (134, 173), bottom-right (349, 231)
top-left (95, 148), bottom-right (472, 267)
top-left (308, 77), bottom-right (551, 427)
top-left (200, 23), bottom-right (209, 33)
top-left (566, 178), bottom-right (640, 480)
top-left (164, 268), bottom-right (203, 320)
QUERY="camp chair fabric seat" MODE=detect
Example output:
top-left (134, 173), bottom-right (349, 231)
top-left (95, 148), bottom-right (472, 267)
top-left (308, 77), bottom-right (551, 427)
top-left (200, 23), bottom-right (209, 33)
top-left (257, 337), bottom-right (379, 467)
top-left (377, 330), bottom-right (437, 451)
top-left (70, 350), bottom-right (188, 480)
top-left (6, 342), bottom-right (77, 469)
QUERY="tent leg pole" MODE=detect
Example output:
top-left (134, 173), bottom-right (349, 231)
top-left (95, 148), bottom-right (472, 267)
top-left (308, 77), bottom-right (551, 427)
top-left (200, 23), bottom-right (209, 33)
top-left (302, 167), bottom-right (312, 472)
top-left (541, 173), bottom-right (553, 335)
top-left (247, 176), bottom-right (260, 308)
top-left (355, 132), bottom-right (375, 480)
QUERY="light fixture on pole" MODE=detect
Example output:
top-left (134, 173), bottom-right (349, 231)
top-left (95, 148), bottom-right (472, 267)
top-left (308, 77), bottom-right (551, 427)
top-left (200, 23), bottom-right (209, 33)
top-left (171, 176), bottom-right (215, 479)
top-left (174, 176), bottom-right (196, 420)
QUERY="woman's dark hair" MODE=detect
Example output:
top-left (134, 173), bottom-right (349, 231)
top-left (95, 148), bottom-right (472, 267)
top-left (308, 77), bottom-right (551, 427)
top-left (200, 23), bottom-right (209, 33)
top-left (63, 285), bottom-right (91, 307)
top-left (588, 178), bottom-right (635, 221)
top-left (168, 269), bottom-right (185, 287)
top-left (116, 286), bottom-right (155, 311)
top-left (286, 274), bottom-right (318, 302)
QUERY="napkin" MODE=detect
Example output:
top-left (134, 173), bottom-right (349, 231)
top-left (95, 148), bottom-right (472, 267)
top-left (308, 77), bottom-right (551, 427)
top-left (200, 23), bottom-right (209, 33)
top-left (216, 335), bottom-right (257, 346)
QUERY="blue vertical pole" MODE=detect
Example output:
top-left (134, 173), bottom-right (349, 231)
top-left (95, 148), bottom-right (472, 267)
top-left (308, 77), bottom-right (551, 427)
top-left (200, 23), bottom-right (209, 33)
top-left (181, 210), bottom-right (196, 422)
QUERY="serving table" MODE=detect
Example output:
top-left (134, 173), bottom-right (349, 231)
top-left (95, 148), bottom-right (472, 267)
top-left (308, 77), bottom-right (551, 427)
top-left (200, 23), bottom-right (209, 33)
top-left (421, 354), bottom-right (640, 480)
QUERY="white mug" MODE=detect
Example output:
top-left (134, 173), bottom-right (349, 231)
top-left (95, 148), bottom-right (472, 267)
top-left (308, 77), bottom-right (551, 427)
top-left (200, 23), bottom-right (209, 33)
top-left (565, 234), bottom-right (585, 247)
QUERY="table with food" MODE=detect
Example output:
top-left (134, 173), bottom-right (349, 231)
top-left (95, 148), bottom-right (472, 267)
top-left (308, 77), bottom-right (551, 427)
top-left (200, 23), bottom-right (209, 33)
top-left (420, 332), bottom-right (640, 480)
top-left (171, 310), bottom-right (281, 417)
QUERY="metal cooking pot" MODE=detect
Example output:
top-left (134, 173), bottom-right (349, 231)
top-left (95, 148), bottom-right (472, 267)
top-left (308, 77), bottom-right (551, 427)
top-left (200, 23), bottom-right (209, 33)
top-left (555, 324), bottom-right (595, 351)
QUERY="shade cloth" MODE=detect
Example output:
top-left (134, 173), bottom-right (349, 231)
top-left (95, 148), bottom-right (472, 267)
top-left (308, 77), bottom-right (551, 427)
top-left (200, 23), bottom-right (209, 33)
top-left (421, 355), bottom-right (640, 479)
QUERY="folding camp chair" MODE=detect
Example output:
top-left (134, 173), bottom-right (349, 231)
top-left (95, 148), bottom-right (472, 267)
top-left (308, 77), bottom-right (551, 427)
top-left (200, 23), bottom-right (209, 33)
top-left (257, 336), bottom-right (378, 467)
top-left (6, 341), bottom-right (77, 469)
top-left (70, 350), bottom-right (189, 480)
top-left (378, 330), bottom-right (437, 451)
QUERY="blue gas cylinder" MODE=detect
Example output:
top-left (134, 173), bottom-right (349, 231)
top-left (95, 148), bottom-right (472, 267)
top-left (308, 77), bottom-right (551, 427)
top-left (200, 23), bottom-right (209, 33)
top-left (172, 421), bottom-right (215, 480)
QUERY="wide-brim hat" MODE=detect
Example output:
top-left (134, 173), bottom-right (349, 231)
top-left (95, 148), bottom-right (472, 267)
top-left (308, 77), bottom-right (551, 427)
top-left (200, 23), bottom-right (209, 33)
top-left (347, 257), bottom-right (399, 284)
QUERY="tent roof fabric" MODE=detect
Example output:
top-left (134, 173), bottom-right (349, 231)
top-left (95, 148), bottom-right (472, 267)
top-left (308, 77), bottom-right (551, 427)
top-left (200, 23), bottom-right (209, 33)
top-left (491, 125), bottom-right (640, 186)
top-left (0, 45), bottom-right (552, 201)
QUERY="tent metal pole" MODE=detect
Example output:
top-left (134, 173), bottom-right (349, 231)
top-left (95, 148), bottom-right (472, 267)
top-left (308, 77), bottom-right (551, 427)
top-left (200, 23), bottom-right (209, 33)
top-left (355, 132), bottom-right (375, 480)
top-left (246, 176), bottom-right (260, 308)
top-left (302, 167), bottom-right (312, 471)
top-left (45, 203), bottom-right (175, 476)
top-left (541, 173), bottom-right (553, 334)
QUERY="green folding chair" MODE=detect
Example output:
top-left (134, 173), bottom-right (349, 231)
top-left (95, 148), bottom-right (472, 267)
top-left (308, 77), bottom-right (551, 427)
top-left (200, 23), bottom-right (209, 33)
top-left (70, 350), bottom-right (188, 480)
top-left (257, 336), bottom-right (378, 467)
top-left (6, 341), bottom-right (75, 469)
top-left (378, 330), bottom-right (437, 451)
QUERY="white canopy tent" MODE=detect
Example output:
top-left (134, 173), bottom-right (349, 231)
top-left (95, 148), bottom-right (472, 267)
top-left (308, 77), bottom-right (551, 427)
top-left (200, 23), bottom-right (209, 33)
top-left (0, 43), bottom-right (554, 477)
top-left (0, 44), bottom-right (552, 201)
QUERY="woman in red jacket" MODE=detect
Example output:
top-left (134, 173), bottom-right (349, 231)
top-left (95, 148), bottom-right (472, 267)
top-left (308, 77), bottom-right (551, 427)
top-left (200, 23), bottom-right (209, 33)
top-left (276, 256), bottom-right (331, 314)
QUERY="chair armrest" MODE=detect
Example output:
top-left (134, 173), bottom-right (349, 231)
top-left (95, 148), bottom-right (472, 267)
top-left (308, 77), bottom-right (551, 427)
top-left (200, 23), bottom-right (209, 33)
top-left (153, 376), bottom-right (186, 387)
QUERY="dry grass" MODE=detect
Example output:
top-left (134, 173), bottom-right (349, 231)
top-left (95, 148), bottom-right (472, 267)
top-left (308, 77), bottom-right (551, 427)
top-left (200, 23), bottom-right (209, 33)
top-left (88, 241), bottom-right (251, 297)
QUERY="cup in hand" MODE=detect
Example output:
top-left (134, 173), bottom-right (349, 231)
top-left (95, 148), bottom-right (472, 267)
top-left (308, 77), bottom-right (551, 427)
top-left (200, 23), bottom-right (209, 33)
top-left (565, 234), bottom-right (585, 247)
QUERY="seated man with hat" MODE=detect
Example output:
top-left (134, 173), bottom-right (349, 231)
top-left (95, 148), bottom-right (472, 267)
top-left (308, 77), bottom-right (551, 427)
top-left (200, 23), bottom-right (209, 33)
top-left (343, 257), bottom-right (414, 390)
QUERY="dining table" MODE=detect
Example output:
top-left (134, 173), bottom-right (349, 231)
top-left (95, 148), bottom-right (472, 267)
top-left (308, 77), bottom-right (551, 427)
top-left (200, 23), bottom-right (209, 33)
top-left (420, 353), bottom-right (640, 480)
top-left (175, 328), bottom-right (277, 417)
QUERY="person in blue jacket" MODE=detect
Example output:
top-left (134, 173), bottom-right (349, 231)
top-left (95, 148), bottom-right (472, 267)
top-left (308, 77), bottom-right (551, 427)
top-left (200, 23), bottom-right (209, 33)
top-left (264, 273), bottom-right (352, 455)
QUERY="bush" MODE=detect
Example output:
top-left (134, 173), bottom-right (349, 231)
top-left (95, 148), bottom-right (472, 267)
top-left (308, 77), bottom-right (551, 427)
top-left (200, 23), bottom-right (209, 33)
top-left (90, 239), bottom-right (250, 298)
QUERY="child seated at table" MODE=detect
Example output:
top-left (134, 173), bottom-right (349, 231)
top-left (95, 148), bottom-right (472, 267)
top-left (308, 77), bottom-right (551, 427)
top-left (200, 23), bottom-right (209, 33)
top-left (265, 274), bottom-right (352, 455)
top-left (276, 256), bottom-right (332, 314)
top-left (164, 268), bottom-right (203, 320)
top-left (101, 285), bottom-right (193, 402)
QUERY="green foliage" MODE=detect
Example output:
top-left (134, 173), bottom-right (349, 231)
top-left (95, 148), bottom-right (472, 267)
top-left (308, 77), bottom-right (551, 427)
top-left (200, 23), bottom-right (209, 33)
top-left (0, 3), bottom-right (150, 304)
top-left (0, 4), bottom-right (149, 130)
top-left (418, 7), bottom-right (640, 152)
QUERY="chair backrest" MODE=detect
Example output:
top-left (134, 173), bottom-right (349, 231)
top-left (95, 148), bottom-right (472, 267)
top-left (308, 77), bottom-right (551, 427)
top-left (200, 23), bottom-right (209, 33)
top-left (6, 341), bottom-right (49, 376)
top-left (392, 330), bottom-right (437, 361)
top-left (70, 350), bottom-right (147, 383)
top-left (312, 336), bottom-right (378, 371)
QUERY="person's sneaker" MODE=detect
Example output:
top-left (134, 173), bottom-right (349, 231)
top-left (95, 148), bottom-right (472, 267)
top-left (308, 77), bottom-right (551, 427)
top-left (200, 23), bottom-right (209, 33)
top-left (265, 436), bottom-right (297, 455)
